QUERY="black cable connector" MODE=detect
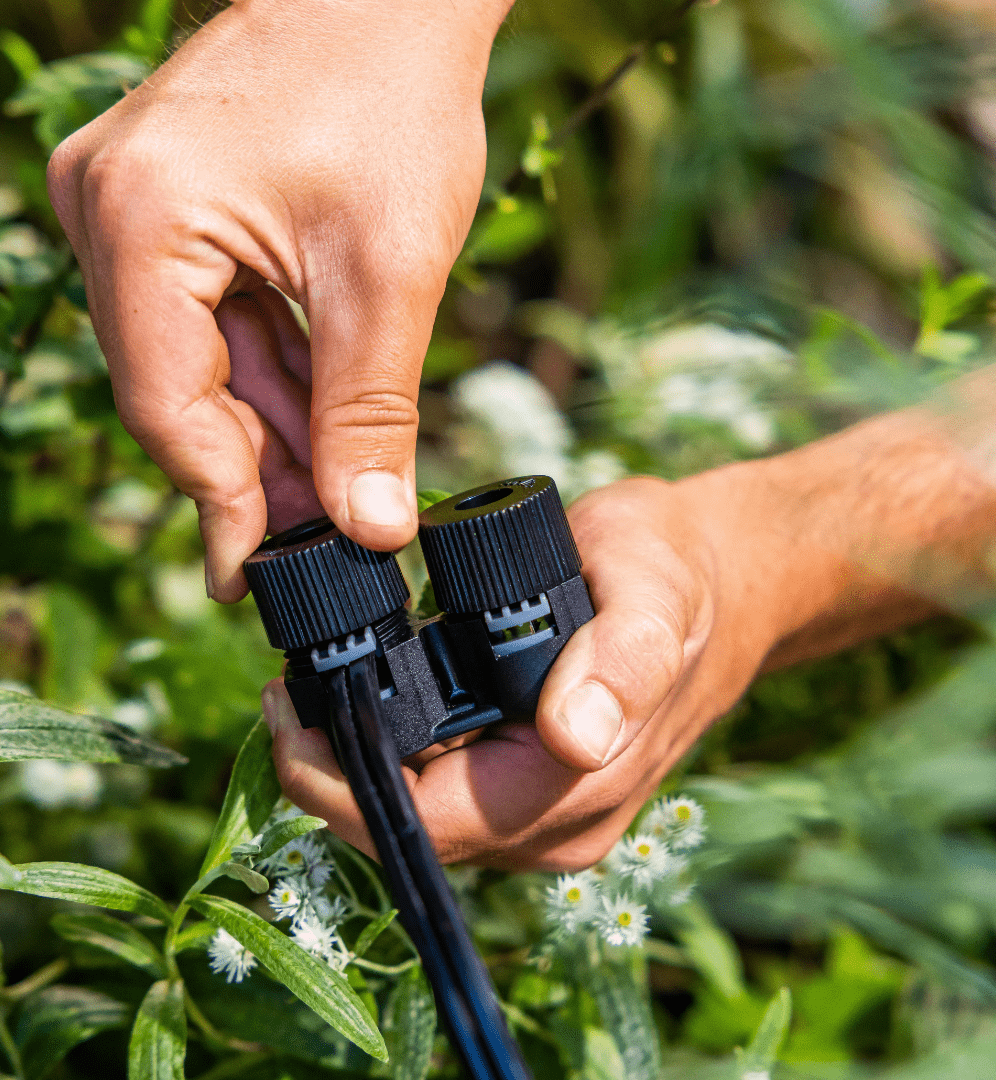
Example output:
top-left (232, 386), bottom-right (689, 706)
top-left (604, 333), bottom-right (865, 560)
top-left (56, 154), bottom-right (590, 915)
top-left (244, 476), bottom-right (595, 1080)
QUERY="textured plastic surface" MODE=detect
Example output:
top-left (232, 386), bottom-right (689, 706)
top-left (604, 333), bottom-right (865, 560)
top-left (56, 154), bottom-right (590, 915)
top-left (418, 476), bottom-right (581, 614)
top-left (244, 516), bottom-right (409, 650)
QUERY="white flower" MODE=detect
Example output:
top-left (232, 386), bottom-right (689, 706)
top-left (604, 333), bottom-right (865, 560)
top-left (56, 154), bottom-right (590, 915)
top-left (19, 760), bottom-right (103, 810)
top-left (111, 698), bottom-right (155, 733)
top-left (595, 893), bottom-right (649, 947)
top-left (208, 928), bottom-right (257, 983)
top-left (313, 894), bottom-right (350, 927)
top-left (291, 913), bottom-right (347, 968)
top-left (269, 879), bottom-right (305, 922)
top-left (645, 796), bottom-right (706, 850)
top-left (609, 834), bottom-right (685, 891)
top-left (258, 834), bottom-right (332, 888)
top-left (545, 871), bottom-right (600, 933)
top-left (666, 883), bottom-right (695, 907)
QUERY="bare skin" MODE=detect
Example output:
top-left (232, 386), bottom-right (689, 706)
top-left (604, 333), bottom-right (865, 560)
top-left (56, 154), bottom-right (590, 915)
top-left (264, 399), bottom-right (996, 869)
top-left (45, 0), bottom-right (996, 870)
top-left (46, 0), bottom-right (513, 601)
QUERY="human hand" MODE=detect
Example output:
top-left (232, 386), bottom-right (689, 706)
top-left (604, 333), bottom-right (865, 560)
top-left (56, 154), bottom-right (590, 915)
top-left (262, 470), bottom-right (801, 869)
top-left (46, 0), bottom-right (511, 601)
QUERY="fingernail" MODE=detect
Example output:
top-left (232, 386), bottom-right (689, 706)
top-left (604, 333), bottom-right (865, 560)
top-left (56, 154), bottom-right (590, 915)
top-left (347, 471), bottom-right (411, 528)
top-left (557, 681), bottom-right (623, 765)
top-left (262, 684), bottom-right (296, 737)
top-left (204, 563), bottom-right (215, 600)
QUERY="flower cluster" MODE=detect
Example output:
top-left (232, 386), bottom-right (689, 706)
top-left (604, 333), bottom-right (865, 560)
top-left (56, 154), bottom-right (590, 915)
top-left (208, 804), bottom-right (351, 984)
top-left (544, 795), bottom-right (705, 948)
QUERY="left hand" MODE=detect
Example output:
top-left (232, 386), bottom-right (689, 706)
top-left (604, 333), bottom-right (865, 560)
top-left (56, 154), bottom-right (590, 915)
top-left (262, 470), bottom-right (792, 869)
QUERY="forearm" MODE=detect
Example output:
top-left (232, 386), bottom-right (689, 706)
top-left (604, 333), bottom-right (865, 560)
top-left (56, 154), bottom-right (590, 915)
top-left (685, 375), bottom-right (996, 672)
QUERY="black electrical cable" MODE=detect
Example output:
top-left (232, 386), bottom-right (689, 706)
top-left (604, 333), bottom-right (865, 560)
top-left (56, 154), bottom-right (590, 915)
top-left (328, 653), bottom-right (533, 1080)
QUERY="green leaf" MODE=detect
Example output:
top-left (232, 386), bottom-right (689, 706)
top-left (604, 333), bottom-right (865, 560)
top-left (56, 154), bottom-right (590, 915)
top-left (0, 852), bottom-right (22, 888)
top-left (415, 489), bottom-right (452, 513)
top-left (381, 966), bottom-right (436, 1080)
top-left (199, 717), bottom-right (280, 877)
top-left (671, 899), bottom-right (747, 1000)
top-left (171, 920), bottom-right (216, 955)
top-left (0, 31), bottom-right (41, 80)
top-left (3, 863), bottom-right (172, 923)
top-left (588, 956), bottom-right (661, 1080)
top-left (735, 987), bottom-right (791, 1073)
top-left (0, 690), bottom-right (186, 767)
top-left (353, 909), bottom-right (398, 959)
top-left (184, 861), bottom-right (270, 905)
top-left (15, 986), bottom-right (128, 1080)
top-left (128, 980), bottom-right (186, 1080)
top-left (188, 894), bottom-right (386, 1061)
top-left (50, 912), bottom-right (166, 978)
top-left (252, 815), bottom-right (327, 863)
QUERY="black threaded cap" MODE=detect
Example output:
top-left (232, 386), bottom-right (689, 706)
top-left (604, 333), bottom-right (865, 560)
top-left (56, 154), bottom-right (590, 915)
top-left (244, 517), bottom-right (409, 650)
top-left (418, 476), bottom-right (581, 614)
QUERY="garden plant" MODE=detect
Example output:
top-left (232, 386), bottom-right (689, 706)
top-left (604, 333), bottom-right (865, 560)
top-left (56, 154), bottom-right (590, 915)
top-left (4, 0), bottom-right (996, 1077)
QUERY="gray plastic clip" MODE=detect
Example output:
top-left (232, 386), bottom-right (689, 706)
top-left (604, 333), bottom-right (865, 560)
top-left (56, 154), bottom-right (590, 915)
top-left (311, 625), bottom-right (377, 672)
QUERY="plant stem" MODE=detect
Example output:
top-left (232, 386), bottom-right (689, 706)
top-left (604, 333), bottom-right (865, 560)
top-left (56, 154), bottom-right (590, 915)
top-left (643, 938), bottom-right (693, 968)
top-left (0, 1010), bottom-right (24, 1080)
top-left (349, 956), bottom-right (419, 976)
top-left (183, 989), bottom-right (264, 1054)
top-left (0, 959), bottom-right (69, 1003)
top-left (503, 0), bottom-right (702, 193)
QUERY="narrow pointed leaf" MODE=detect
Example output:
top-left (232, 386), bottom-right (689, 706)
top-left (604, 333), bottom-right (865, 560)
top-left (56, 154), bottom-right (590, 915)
top-left (737, 986), bottom-right (791, 1072)
top-left (353, 909), bottom-right (398, 959)
top-left (171, 920), bottom-right (217, 955)
top-left (382, 966), bottom-right (436, 1080)
top-left (3, 863), bottom-right (172, 923)
top-left (200, 718), bottom-right (280, 876)
top-left (50, 912), bottom-right (166, 978)
top-left (0, 852), bottom-right (22, 887)
top-left (253, 816), bottom-right (327, 862)
top-left (128, 980), bottom-right (186, 1080)
top-left (0, 690), bottom-right (185, 767)
top-left (184, 861), bottom-right (269, 904)
top-left (188, 893), bottom-right (386, 1061)
top-left (15, 986), bottom-right (128, 1080)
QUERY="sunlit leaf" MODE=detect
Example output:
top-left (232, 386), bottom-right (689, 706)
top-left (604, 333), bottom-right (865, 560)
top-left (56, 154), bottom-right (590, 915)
top-left (0, 689), bottom-right (186, 767)
top-left (128, 980), bottom-right (185, 1080)
top-left (381, 966), bottom-right (436, 1080)
top-left (3, 863), bottom-right (172, 923)
top-left (188, 893), bottom-right (386, 1061)
top-left (199, 717), bottom-right (280, 876)
top-left (50, 911), bottom-right (166, 978)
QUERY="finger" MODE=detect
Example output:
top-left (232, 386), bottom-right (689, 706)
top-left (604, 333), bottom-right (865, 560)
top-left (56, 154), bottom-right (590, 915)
top-left (227, 398), bottom-right (324, 534)
top-left (536, 479), bottom-right (710, 771)
top-left (307, 248), bottom-right (445, 550)
top-left (217, 292), bottom-right (313, 468)
top-left (252, 284), bottom-right (313, 386)
top-left (263, 679), bottom-right (379, 858)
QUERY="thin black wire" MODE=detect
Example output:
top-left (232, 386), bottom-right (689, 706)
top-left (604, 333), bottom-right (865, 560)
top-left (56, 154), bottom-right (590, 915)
top-left (328, 656), bottom-right (532, 1080)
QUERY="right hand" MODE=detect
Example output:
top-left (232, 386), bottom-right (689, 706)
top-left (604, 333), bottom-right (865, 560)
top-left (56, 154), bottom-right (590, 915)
top-left (46, 0), bottom-right (511, 600)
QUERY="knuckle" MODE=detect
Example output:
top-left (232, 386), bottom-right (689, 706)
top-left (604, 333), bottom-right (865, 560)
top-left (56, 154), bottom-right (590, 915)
top-left (314, 389), bottom-right (419, 437)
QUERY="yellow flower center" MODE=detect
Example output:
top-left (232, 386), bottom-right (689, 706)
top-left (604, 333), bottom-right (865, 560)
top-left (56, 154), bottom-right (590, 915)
top-left (566, 887), bottom-right (582, 903)
top-left (286, 850), bottom-right (304, 864)
top-left (676, 805), bottom-right (691, 821)
top-left (637, 843), bottom-right (651, 857)
top-left (617, 912), bottom-right (632, 927)
top-left (280, 891), bottom-right (293, 903)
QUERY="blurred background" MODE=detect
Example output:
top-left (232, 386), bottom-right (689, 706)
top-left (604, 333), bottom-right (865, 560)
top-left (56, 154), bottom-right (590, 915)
top-left (5, 0), bottom-right (996, 1075)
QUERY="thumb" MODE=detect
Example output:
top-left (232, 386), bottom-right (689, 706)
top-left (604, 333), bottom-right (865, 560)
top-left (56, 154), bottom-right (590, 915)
top-left (307, 258), bottom-right (445, 550)
top-left (536, 481), bottom-right (710, 770)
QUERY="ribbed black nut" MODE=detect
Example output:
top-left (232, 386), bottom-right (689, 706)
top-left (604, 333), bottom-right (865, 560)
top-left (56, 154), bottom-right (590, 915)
top-left (418, 476), bottom-right (581, 614)
top-left (244, 517), bottom-right (409, 651)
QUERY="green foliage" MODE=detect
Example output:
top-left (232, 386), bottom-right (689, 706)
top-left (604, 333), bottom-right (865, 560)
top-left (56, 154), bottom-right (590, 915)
top-left (3, 0), bottom-right (996, 1077)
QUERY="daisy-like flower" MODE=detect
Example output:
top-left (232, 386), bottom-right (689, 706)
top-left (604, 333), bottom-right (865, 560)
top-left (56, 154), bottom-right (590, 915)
top-left (313, 894), bottom-right (350, 927)
top-left (291, 912), bottom-right (342, 962)
top-left (269, 878), bottom-right (305, 922)
top-left (610, 834), bottom-right (685, 891)
top-left (595, 893), bottom-right (650, 948)
top-left (259, 834), bottom-right (333, 889)
top-left (545, 871), bottom-right (600, 934)
top-left (645, 796), bottom-right (706, 850)
top-left (208, 928), bottom-right (257, 983)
